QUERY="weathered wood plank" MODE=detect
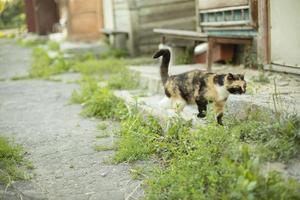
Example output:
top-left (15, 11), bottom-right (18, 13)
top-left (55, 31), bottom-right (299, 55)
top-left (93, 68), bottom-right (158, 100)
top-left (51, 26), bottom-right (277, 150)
top-left (139, 2), bottom-right (195, 24)
top-left (134, 0), bottom-right (193, 8)
top-left (198, 0), bottom-right (249, 10)
top-left (139, 16), bottom-right (196, 30)
top-left (138, 23), bottom-right (196, 40)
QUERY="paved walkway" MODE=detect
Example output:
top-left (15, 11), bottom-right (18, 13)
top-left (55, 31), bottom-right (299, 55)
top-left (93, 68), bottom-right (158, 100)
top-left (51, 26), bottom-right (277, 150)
top-left (0, 39), bottom-right (140, 200)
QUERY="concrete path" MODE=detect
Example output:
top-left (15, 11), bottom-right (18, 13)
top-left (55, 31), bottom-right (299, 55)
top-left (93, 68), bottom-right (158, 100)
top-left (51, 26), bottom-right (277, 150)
top-left (0, 39), bottom-right (140, 200)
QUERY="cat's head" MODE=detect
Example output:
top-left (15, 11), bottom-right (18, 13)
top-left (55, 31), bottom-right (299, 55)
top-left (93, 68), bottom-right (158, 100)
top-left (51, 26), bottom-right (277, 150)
top-left (224, 73), bottom-right (246, 94)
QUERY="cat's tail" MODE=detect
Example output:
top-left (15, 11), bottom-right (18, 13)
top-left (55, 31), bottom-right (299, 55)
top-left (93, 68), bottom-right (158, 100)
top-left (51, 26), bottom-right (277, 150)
top-left (153, 49), bottom-right (170, 85)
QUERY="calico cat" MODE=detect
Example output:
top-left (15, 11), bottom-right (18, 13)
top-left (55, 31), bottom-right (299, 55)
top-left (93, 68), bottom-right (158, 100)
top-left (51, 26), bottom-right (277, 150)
top-left (153, 49), bottom-right (246, 125)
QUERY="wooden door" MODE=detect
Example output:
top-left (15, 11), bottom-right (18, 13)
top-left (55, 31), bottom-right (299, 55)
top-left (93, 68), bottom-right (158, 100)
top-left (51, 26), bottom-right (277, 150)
top-left (270, 0), bottom-right (300, 69)
top-left (34, 0), bottom-right (59, 35)
top-left (68, 0), bottom-right (103, 41)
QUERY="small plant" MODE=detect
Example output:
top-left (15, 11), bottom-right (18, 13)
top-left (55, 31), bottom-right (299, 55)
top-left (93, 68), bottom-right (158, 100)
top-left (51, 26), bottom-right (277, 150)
top-left (107, 70), bottom-right (139, 90)
top-left (0, 136), bottom-right (30, 185)
top-left (100, 47), bottom-right (128, 59)
top-left (93, 145), bottom-right (115, 152)
top-left (81, 87), bottom-right (127, 120)
top-left (114, 113), bottom-right (162, 163)
top-left (29, 47), bottom-right (70, 78)
top-left (228, 106), bottom-right (300, 162)
top-left (243, 45), bottom-right (259, 69)
top-left (70, 76), bottom-right (98, 104)
top-left (47, 41), bottom-right (60, 51)
top-left (252, 72), bottom-right (270, 84)
top-left (10, 75), bottom-right (29, 81)
top-left (175, 47), bottom-right (193, 65)
top-left (130, 166), bottom-right (146, 180)
top-left (97, 122), bottom-right (108, 130)
top-left (96, 133), bottom-right (111, 139)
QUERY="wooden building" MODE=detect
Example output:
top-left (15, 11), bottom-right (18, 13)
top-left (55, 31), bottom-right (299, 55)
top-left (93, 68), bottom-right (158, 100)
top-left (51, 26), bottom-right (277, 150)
top-left (102, 0), bottom-right (196, 56)
top-left (24, 0), bottom-right (104, 41)
top-left (57, 0), bottom-right (104, 41)
top-left (154, 0), bottom-right (300, 74)
top-left (262, 0), bottom-right (300, 74)
top-left (24, 0), bottom-right (59, 35)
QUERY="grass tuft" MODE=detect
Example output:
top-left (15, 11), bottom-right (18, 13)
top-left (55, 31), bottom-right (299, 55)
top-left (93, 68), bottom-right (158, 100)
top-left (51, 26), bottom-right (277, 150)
top-left (93, 145), bottom-right (115, 152)
top-left (29, 47), bottom-right (70, 78)
top-left (80, 87), bottom-right (127, 120)
top-left (0, 136), bottom-right (30, 185)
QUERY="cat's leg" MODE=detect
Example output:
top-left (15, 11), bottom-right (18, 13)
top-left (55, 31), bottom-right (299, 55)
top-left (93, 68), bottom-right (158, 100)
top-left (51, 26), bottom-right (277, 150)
top-left (159, 97), bottom-right (172, 109)
top-left (196, 98), bottom-right (208, 118)
top-left (213, 101), bottom-right (225, 125)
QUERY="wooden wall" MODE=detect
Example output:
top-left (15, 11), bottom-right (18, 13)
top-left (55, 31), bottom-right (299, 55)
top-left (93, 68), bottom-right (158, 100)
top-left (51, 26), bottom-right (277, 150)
top-left (198, 0), bottom-right (249, 10)
top-left (113, 0), bottom-right (196, 55)
top-left (33, 0), bottom-right (59, 35)
top-left (67, 0), bottom-right (103, 41)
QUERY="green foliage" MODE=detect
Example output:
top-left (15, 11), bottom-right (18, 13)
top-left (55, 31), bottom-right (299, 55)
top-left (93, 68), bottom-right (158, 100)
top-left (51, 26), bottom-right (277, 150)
top-left (107, 70), bottom-right (140, 90)
top-left (29, 47), bottom-right (70, 78)
top-left (47, 41), bottom-right (60, 51)
top-left (80, 87), bottom-right (127, 119)
top-left (0, 136), bottom-right (28, 184)
top-left (175, 47), bottom-right (193, 65)
top-left (94, 145), bottom-right (115, 152)
top-left (96, 133), bottom-right (110, 139)
top-left (70, 76), bottom-right (98, 104)
top-left (71, 58), bottom-right (125, 76)
top-left (252, 73), bottom-right (270, 84)
top-left (112, 107), bottom-right (300, 199)
top-left (114, 113), bottom-right (162, 163)
top-left (130, 166), bottom-right (146, 180)
top-left (228, 107), bottom-right (300, 162)
top-left (28, 44), bottom-right (148, 89)
top-left (17, 38), bottom-right (47, 47)
top-left (0, 0), bottom-right (25, 29)
top-left (100, 47), bottom-right (128, 59)
top-left (97, 122), bottom-right (108, 131)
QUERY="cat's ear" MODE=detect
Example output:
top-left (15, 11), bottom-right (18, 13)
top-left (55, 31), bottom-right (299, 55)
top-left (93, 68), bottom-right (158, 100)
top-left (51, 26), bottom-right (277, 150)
top-left (227, 73), bottom-right (234, 80)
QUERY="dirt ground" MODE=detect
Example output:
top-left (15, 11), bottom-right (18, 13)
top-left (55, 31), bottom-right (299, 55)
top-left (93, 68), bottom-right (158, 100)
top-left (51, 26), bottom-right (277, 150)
top-left (0, 39), bottom-right (141, 200)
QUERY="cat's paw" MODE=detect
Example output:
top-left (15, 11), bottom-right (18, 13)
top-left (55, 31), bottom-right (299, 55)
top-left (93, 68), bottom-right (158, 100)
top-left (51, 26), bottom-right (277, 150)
top-left (197, 113), bottom-right (206, 118)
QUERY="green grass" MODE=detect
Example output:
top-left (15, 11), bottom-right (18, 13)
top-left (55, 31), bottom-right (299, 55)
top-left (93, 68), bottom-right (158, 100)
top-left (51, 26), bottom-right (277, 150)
top-left (93, 145), bottom-right (115, 152)
top-left (130, 166), bottom-right (147, 180)
top-left (10, 75), bottom-right (29, 81)
top-left (96, 133), bottom-right (111, 139)
top-left (35, 40), bottom-right (298, 199)
top-left (110, 104), bottom-right (300, 199)
top-left (107, 70), bottom-right (140, 90)
top-left (80, 87), bottom-right (127, 120)
top-left (252, 73), bottom-right (271, 84)
top-left (16, 38), bottom-right (47, 47)
top-left (114, 113), bottom-right (162, 163)
top-left (227, 107), bottom-right (300, 162)
top-left (97, 122), bottom-right (108, 131)
top-left (70, 76), bottom-right (99, 104)
top-left (29, 47), bottom-right (70, 78)
top-left (67, 66), bottom-right (300, 199)
top-left (28, 46), bottom-right (151, 89)
top-left (47, 41), bottom-right (60, 51)
top-left (0, 136), bottom-right (30, 185)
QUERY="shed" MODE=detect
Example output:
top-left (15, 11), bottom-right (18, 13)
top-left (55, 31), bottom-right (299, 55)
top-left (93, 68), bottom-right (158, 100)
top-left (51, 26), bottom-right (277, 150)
top-left (24, 0), bottom-right (59, 35)
top-left (153, 0), bottom-right (300, 75)
top-left (57, 0), bottom-right (104, 41)
top-left (103, 0), bottom-right (196, 56)
top-left (24, 0), bottom-right (104, 41)
top-left (264, 0), bottom-right (300, 74)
